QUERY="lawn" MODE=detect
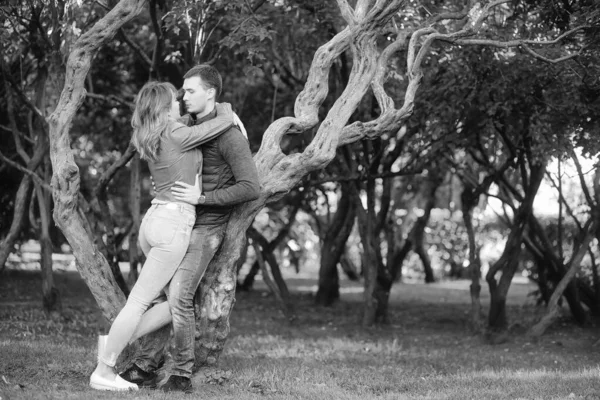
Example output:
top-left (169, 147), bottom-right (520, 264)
top-left (1, 268), bottom-right (599, 400)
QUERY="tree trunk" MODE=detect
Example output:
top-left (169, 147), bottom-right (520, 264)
top-left (339, 252), bottom-right (359, 280)
top-left (487, 236), bottom-right (522, 330)
top-left (577, 279), bottom-right (600, 316)
top-left (36, 162), bottom-right (62, 315)
top-left (247, 228), bottom-right (295, 319)
top-left (235, 239), bottom-right (249, 275)
top-left (0, 142), bottom-right (48, 271)
top-left (357, 174), bottom-right (389, 325)
top-left (373, 277), bottom-right (393, 324)
top-left (316, 183), bottom-right (356, 306)
top-left (266, 252), bottom-right (292, 313)
top-left (388, 170), bottom-right (442, 284)
top-left (128, 153), bottom-right (142, 286)
top-left (239, 261), bottom-right (260, 291)
top-left (316, 255), bottom-right (340, 306)
top-left (487, 163), bottom-right (546, 330)
top-left (390, 239), bottom-right (411, 282)
top-left (0, 176), bottom-right (33, 271)
top-left (413, 171), bottom-right (442, 283)
top-left (360, 179), bottom-right (377, 326)
top-left (591, 257), bottom-right (600, 314)
top-left (194, 209), bottom-right (256, 367)
top-left (563, 282), bottom-right (587, 324)
top-left (48, 0), bottom-right (147, 322)
top-left (462, 188), bottom-right (483, 330)
top-left (528, 219), bottom-right (595, 336)
top-left (86, 144), bottom-right (137, 290)
top-left (527, 213), bottom-right (588, 321)
top-left (89, 180), bottom-right (130, 295)
top-left (374, 177), bottom-right (395, 324)
top-left (251, 239), bottom-right (295, 321)
top-left (240, 202), bottom-right (298, 292)
top-left (361, 238), bottom-right (380, 326)
top-left (415, 243), bottom-right (435, 283)
top-left (101, 191), bottom-right (131, 296)
top-left (535, 261), bottom-right (552, 304)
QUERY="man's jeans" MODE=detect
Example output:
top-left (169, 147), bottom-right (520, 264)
top-left (133, 223), bottom-right (227, 378)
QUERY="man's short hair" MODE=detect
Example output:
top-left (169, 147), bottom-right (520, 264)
top-left (184, 64), bottom-right (222, 98)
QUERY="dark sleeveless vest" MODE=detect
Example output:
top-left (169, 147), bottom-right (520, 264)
top-left (195, 127), bottom-right (239, 225)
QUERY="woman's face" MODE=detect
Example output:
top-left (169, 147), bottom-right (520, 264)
top-left (169, 94), bottom-right (181, 119)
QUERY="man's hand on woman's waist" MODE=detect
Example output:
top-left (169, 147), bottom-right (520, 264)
top-left (172, 174), bottom-right (203, 205)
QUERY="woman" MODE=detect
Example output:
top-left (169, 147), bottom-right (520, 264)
top-left (89, 81), bottom-right (236, 391)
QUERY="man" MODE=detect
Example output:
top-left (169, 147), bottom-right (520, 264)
top-left (120, 64), bottom-right (260, 393)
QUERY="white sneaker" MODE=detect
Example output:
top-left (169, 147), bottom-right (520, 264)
top-left (89, 373), bottom-right (139, 391)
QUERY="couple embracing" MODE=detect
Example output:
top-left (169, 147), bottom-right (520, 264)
top-left (89, 64), bottom-right (260, 393)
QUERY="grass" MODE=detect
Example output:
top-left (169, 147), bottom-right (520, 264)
top-left (1, 268), bottom-right (600, 399)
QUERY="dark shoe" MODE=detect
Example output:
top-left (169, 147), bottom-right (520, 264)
top-left (159, 375), bottom-right (192, 393)
top-left (119, 364), bottom-right (157, 388)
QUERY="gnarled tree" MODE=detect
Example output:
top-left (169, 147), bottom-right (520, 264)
top-left (47, 0), bottom-right (589, 370)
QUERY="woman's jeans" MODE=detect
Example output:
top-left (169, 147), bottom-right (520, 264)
top-left (99, 202), bottom-right (195, 367)
top-left (131, 222), bottom-right (227, 378)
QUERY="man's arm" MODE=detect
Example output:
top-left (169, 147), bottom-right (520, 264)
top-left (203, 129), bottom-right (260, 206)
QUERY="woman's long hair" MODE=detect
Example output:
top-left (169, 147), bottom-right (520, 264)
top-left (131, 81), bottom-right (177, 161)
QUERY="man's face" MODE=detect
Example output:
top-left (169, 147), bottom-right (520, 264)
top-left (182, 76), bottom-right (214, 116)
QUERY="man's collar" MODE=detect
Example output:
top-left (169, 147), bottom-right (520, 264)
top-left (194, 108), bottom-right (217, 125)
